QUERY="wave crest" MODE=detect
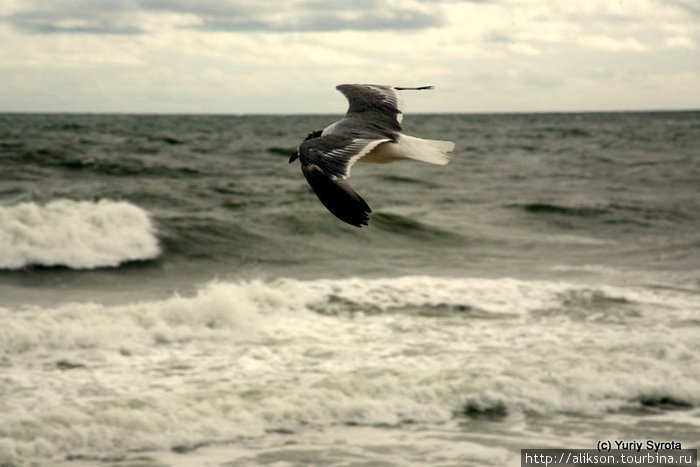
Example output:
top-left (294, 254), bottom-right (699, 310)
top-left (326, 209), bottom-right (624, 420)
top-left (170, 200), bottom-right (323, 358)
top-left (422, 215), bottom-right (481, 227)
top-left (0, 199), bottom-right (160, 269)
top-left (1, 276), bottom-right (698, 462)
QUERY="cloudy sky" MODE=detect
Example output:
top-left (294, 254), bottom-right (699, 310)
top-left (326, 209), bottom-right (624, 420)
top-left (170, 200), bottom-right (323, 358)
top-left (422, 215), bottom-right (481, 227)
top-left (1, 0), bottom-right (698, 113)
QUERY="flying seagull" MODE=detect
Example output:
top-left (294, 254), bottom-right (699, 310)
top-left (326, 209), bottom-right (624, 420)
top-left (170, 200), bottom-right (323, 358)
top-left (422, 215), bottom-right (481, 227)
top-left (289, 84), bottom-right (455, 227)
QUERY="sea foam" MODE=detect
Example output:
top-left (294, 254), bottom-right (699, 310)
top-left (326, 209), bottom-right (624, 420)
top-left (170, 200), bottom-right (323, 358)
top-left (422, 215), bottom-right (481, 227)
top-left (0, 199), bottom-right (160, 269)
top-left (1, 276), bottom-right (698, 464)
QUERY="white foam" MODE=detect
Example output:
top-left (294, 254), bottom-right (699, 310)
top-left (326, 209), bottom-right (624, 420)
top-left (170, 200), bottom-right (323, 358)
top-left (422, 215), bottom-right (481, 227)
top-left (0, 199), bottom-right (160, 269)
top-left (1, 276), bottom-right (698, 464)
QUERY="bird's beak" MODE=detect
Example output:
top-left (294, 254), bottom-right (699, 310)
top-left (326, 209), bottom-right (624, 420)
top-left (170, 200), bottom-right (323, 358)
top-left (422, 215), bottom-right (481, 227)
top-left (289, 151), bottom-right (299, 164)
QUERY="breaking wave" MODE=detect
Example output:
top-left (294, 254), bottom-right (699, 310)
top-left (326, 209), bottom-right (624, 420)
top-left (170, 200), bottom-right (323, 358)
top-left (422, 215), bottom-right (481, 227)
top-left (0, 199), bottom-right (160, 269)
top-left (0, 275), bottom-right (698, 463)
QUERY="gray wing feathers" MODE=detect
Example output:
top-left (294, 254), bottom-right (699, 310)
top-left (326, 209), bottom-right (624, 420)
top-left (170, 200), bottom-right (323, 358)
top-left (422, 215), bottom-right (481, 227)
top-left (335, 84), bottom-right (434, 130)
top-left (336, 84), bottom-right (400, 113)
top-left (336, 84), bottom-right (404, 131)
top-left (299, 135), bottom-right (390, 179)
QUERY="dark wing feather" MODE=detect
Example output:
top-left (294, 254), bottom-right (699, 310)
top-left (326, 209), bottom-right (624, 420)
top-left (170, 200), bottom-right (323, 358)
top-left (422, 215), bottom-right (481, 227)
top-left (301, 164), bottom-right (371, 227)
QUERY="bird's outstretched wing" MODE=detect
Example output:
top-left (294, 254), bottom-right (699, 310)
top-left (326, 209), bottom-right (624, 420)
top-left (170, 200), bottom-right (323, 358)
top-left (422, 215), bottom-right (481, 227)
top-left (301, 163), bottom-right (371, 227)
top-left (335, 84), bottom-right (433, 130)
top-left (299, 134), bottom-right (390, 180)
top-left (297, 134), bottom-right (387, 227)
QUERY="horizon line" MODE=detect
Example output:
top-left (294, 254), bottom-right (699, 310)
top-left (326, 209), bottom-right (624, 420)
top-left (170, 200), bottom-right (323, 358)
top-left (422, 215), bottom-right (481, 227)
top-left (1, 108), bottom-right (698, 117)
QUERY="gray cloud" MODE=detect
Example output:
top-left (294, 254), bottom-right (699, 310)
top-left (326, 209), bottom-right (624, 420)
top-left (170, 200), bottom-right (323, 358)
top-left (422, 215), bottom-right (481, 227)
top-left (7, 11), bottom-right (143, 34)
top-left (666, 0), bottom-right (700, 17)
top-left (3, 0), bottom-right (447, 34)
top-left (2, 0), bottom-right (143, 34)
top-left (139, 0), bottom-right (257, 18)
top-left (192, 8), bottom-right (446, 32)
top-left (299, 0), bottom-right (381, 11)
top-left (483, 30), bottom-right (513, 43)
top-left (522, 73), bottom-right (563, 88)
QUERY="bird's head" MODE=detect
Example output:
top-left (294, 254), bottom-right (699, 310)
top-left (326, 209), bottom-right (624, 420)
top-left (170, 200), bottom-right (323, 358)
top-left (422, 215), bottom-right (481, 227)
top-left (289, 150), bottom-right (299, 163)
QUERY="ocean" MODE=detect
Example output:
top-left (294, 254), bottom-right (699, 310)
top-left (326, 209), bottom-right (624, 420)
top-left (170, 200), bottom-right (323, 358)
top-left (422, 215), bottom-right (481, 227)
top-left (0, 112), bottom-right (698, 466)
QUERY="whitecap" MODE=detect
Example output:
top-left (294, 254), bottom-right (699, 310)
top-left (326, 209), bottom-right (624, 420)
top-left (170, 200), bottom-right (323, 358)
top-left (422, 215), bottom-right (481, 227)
top-left (0, 199), bottom-right (160, 269)
top-left (1, 276), bottom-right (698, 464)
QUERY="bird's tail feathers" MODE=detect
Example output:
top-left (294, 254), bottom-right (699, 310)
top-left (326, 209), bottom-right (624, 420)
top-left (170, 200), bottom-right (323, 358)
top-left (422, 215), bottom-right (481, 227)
top-left (395, 134), bottom-right (454, 165)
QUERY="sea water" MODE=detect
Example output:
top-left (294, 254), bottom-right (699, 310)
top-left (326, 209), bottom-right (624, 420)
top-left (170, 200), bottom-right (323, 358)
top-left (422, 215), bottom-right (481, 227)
top-left (0, 112), bottom-right (698, 466)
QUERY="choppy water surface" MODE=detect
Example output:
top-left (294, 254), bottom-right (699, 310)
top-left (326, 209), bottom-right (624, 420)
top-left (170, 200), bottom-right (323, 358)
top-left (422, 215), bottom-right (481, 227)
top-left (0, 112), bottom-right (698, 466)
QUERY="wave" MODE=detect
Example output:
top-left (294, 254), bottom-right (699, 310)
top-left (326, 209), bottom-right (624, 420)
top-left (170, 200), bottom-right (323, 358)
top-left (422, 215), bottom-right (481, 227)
top-left (1, 276), bottom-right (698, 462)
top-left (371, 212), bottom-right (461, 240)
top-left (375, 174), bottom-right (439, 187)
top-left (0, 199), bottom-right (160, 269)
top-left (516, 202), bottom-right (610, 217)
top-left (266, 146), bottom-right (295, 156)
top-left (3, 274), bottom-right (696, 356)
top-left (513, 201), bottom-right (697, 229)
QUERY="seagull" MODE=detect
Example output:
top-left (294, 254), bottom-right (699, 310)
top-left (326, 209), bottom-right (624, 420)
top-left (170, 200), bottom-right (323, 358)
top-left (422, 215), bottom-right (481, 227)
top-left (289, 84), bottom-right (455, 227)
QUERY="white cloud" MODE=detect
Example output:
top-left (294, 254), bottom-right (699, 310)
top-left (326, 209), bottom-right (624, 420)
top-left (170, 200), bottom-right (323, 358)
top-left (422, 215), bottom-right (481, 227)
top-left (0, 0), bottom-right (698, 112)
top-left (508, 43), bottom-right (542, 56)
top-left (578, 35), bottom-right (649, 52)
top-left (664, 35), bottom-right (695, 48)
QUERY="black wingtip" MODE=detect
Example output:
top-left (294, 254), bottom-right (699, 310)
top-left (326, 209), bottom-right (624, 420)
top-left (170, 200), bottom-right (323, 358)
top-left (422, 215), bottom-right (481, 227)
top-left (301, 164), bottom-right (372, 228)
top-left (394, 85), bottom-right (434, 90)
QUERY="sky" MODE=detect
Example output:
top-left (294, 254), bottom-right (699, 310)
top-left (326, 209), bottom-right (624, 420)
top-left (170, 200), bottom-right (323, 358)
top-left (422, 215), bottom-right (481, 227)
top-left (0, 0), bottom-right (698, 114)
